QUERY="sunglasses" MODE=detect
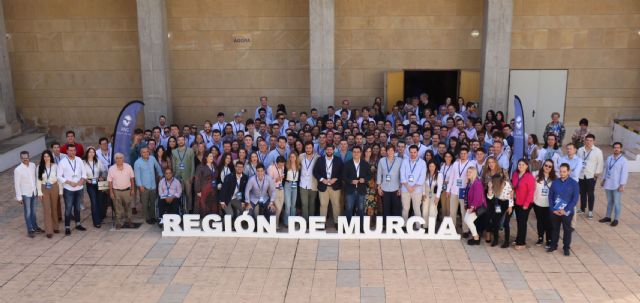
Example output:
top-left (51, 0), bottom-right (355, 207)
top-left (543, 164), bottom-right (553, 168)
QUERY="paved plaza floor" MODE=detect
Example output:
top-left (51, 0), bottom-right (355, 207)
top-left (1, 167), bottom-right (639, 302)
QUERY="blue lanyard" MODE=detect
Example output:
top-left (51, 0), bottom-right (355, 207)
top-left (583, 149), bottom-right (592, 161)
top-left (457, 160), bottom-right (470, 178)
top-left (256, 176), bottom-right (266, 194)
top-left (165, 179), bottom-right (174, 196)
top-left (385, 157), bottom-right (396, 175)
top-left (257, 152), bottom-right (266, 163)
top-left (177, 148), bottom-right (187, 164)
top-left (543, 177), bottom-right (551, 189)
top-left (442, 164), bottom-right (451, 179)
top-left (428, 173), bottom-right (434, 188)
top-left (89, 161), bottom-right (96, 177)
top-left (304, 156), bottom-right (314, 171)
top-left (45, 165), bottom-right (52, 181)
top-left (67, 158), bottom-right (77, 174)
top-left (326, 158), bottom-right (333, 172)
top-left (409, 160), bottom-right (418, 175)
top-left (608, 155), bottom-right (621, 171)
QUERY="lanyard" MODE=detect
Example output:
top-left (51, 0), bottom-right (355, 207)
top-left (476, 162), bottom-right (483, 176)
top-left (249, 163), bottom-right (256, 175)
top-left (457, 160), bottom-right (470, 178)
top-left (326, 157), bottom-right (333, 173)
top-left (543, 177), bottom-right (551, 189)
top-left (385, 157), bottom-right (396, 175)
top-left (90, 161), bottom-right (96, 177)
top-left (101, 150), bottom-right (110, 163)
top-left (203, 133), bottom-right (211, 143)
top-left (290, 169), bottom-right (298, 180)
top-left (608, 155), bottom-right (621, 171)
top-left (45, 165), bottom-right (52, 181)
top-left (177, 148), bottom-right (187, 165)
top-left (223, 166), bottom-right (230, 178)
top-left (442, 164), bottom-right (451, 180)
top-left (233, 122), bottom-right (240, 133)
top-left (428, 173), bottom-right (434, 188)
top-left (257, 176), bottom-right (266, 194)
top-left (583, 149), bottom-right (592, 161)
top-left (217, 122), bottom-right (224, 131)
top-left (409, 159), bottom-right (418, 175)
top-left (276, 148), bottom-right (285, 158)
top-left (257, 152), bottom-right (266, 163)
top-left (277, 167), bottom-right (283, 179)
top-left (67, 158), bottom-right (77, 175)
top-left (304, 155), bottom-right (314, 171)
top-left (165, 178), bottom-right (174, 195)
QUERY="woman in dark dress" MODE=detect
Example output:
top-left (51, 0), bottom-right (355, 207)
top-left (194, 151), bottom-right (219, 216)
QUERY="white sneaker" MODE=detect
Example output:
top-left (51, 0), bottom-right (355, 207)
top-left (576, 209), bottom-right (584, 214)
top-left (588, 211), bottom-right (593, 219)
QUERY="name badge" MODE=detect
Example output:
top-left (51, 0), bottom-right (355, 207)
top-left (541, 188), bottom-right (549, 197)
top-left (91, 179), bottom-right (97, 185)
top-left (408, 175), bottom-right (415, 182)
top-left (211, 180), bottom-right (217, 187)
top-left (458, 188), bottom-right (467, 199)
top-left (606, 173), bottom-right (611, 179)
top-left (456, 179), bottom-right (462, 187)
top-left (162, 195), bottom-right (170, 199)
top-left (442, 184), bottom-right (447, 191)
top-left (258, 196), bottom-right (265, 204)
top-left (235, 192), bottom-right (242, 199)
top-left (45, 183), bottom-right (52, 189)
top-left (291, 181), bottom-right (298, 188)
top-left (179, 163), bottom-right (185, 170)
top-left (582, 161), bottom-right (586, 167)
top-left (428, 192), bottom-right (433, 199)
top-left (385, 175), bottom-right (391, 182)
top-left (495, 204), bottom-right (502, 213)
top-left (72, 174), bottom-right (78, 179)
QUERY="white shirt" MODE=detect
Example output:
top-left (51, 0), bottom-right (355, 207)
top-left (231, 121), bottom-right (245, 134)
top-left (447, 159), bottom-right (477, 194)
top-left (577, 145), bottom-right (604, 179)
top-left (96, 148), bottom-right (112, 172)
top-left (324, 156), bottom-right (334, 179)
top-left (300, 153), bottom-right (318, 190)
top-left (213, 121), bottom-right (227, 133)
top-left (14, 162), bottom-right (37, 200)
top-left (57, 156), bottom-right (86, 191)
top-left (83, 160), bottom-right (105, 181)
top-left (36, 163), bottom-right (63, 196)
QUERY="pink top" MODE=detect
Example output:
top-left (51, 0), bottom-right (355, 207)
top-left (511, 171), bottom-right (536, 208)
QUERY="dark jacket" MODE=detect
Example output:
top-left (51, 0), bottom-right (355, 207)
top-left (313, 156), bottom-right (343, 192)
top-left (342, 159), bottom-right (371, 195)
top-left (323, 114), bottom-right (340, 123)
top-left (219, 173), bottom-right (248, 203)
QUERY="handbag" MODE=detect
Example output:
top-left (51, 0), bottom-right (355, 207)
top-left (98, 181), bottom-right (109, 191)
top-left (475, 205), bottom-right (488, 217)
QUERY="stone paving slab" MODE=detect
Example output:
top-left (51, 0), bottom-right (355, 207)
top-left (1, 164), bottom-right (640, 302)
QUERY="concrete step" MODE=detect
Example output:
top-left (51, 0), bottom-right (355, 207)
top-left (0, 132), bottom-right (46, 172)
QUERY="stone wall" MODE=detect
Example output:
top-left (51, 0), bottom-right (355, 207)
top-left (4, 0), bottom-right (142, 143)
top-left (167, 0), bottom-right (310, 124)
top-left (511, 0), bottom-right (640, 141)
top-left (334, 0), bottom-right (484, 109)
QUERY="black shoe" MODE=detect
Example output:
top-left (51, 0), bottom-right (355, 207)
top-left (599, 217), bottom-right (611, 223)
top-left (461, 232), bottom-right (470, 239)
top-left (46, 234), bottom-right (52, 239)
top-left (501, 242), bottom-right (509, 248)
top-left (563, 249), bottom-right (570, 256)
top-left (611, 220), bottom-right (619, 227)
top-left (65, 229), bottom-right (71, 236)
top-left (75, 225), bottom-right (86, 231)
top-left (35, 227), bottom-right (45, 233)
top-left (94, 224), bottom-right (101, 228)
top-left (547, 247), bottom-right (557, 253)
top-left (132, 208), bottom-right (138, 215)
top-left (467, 239), bottom-right (475, 245)
top-left (536, 238), bottom-right (543, 246)
top-left (28, 231), bottom-right (35, 238)
top-left (491, 237), bottom-right (499, 247)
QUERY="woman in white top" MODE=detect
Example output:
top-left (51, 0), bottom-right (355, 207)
top-left (83, 147), bottom-right (105, 228)
top-left (283, 153), bottom-right (300, 227)
top-left (486, 169), bottom-right (513, 248)
top-left (533, 159), bottom-right (556, 249)
top-left (422, 160), bottom-right (443, 228)
top-left (438, 152), bottom-right (455, 221)
top-left (37, 150), bottom-right (63, 237)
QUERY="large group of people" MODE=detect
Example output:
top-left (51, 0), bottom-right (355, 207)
top-left (14, 95), bottom-right (630, 256)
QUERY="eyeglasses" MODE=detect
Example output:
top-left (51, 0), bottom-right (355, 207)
top-left (543, 164), bottom-right (553, 168)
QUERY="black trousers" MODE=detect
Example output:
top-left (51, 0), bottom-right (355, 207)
top-left (382, 191), bottom-right (401, 224)
top-left (551, 213), bottom-right (573, 250)
top-left (515, 205), bottom-right (531, 245)
top-left (484, 198), bottom-right (497, 233)
top-left (579, 177), bottom-right (596, 212)
top-left (533, 204), bottom-right (552, 244)
top-left (159, 198), bottom-right (180, 218)
top-left (492, 199), bottom-right (511, 243)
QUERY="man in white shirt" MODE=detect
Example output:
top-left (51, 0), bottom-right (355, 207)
top-left (400, 145), bottom-right (427, 226)
top-left (14, 151), bottom-right (42, 237)
top-left (254, 96), bottom-right (274, 122)
top-left (577, 134), bottom-right (604, 219)
top-left (57, 144), bottom-right (87, 235)
top-left (335, 99), bottom-right (352, 119)
top-left (231, 112), bottom-right (246, 135)
top-left (299, 142), bottom-right (318, 222)
top-left (213, 112), bottom-right (227, 134)
top-left (447, 147), bottom-right (476, 236)
top-left (96, 137), bottom-right (112, 172)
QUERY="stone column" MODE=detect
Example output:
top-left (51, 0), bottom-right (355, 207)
top-left (0, 0), bottom-right (18, 140)
top-left (479, 0), bottom-right (513, 116)
top-left (137, 0), bottom-right (172, 129)
top-left (309, 0), bottom-right (335, 111)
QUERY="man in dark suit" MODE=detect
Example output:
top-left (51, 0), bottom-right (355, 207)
top-left (313, 145), bottom-right (343, 226)
top-left (342, 146), bottom-right (371, 228)
top-left (219, 161), bottom-right (249, 222)
top-left (322, 106), bottom-right (340, 125)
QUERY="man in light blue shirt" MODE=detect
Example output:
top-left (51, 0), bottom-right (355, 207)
top-left (557, 143), bottom-right (583, 182)
top-left (264, 136), bottom-right (289, 169)
top-left (254, 96), bottom-right (274, 122)
top-left (134, 148), bottom-right (163, 224)
top-left (599, 142), bottom-right (629, 226)
top-left (400, 145), bottom-right (427, 225)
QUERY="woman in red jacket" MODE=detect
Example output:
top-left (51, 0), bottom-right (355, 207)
top-left (511, 159), bottom-right (536, 250)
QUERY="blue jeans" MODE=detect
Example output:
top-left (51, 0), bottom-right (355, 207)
top-left (345, 192), bottom-right (366, 226)
top-left (605, 189), bottom-right (622, 220)
top-left (283, 182), bottom-right (298, 226)
top-left (63, 189), bottom-right (83, 228)
top-left (86, 184), bottom-right (101, 226)
top-left (21, 195), bottom-right (38, 232)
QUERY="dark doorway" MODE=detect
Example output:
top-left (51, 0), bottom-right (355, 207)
top-left (404, 70), bottom-right (459, 111)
